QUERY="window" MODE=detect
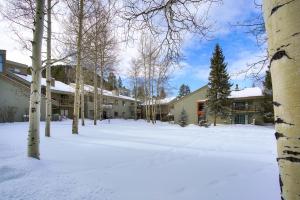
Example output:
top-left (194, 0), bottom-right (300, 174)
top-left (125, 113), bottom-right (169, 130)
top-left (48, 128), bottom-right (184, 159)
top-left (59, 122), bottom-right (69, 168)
top-left (122, 101), bottom-right (126, 107)
top-left (115, 99), bottom-right (118, 105)
top-left (114, 112), bottom-right (118, 118)
top-left (0, 54), bottom-right (3, 72)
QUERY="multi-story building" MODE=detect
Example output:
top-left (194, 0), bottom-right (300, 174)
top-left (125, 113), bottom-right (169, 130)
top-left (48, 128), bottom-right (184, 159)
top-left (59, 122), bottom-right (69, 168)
top-left (171, 85), bottom-right (266, 125)
top-left (0, 50), bottom-right (138, 122)
top-left (141, 97), bottom-right (176, 121)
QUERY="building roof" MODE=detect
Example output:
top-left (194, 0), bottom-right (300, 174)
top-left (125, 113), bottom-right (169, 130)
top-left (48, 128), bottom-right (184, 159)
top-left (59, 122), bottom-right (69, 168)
top-left (70, 83), bottom-right (136, 101)
top-left (15, 73), bottom-right (75, 94)
top-left (142, 96), bottom-right (176, 106)
top-left (229, 87), bottom-right (263, 99)
top-left (173, 85), bottom-right (263, 104)
top-left (6, 60), bottom-right (28, 68)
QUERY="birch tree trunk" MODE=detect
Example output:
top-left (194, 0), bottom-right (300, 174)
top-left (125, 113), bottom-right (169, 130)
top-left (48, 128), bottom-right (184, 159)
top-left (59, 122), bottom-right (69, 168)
top-left (100, 70), bottom-right (103, 121)
top-left (134, 78), bottom-right (138, 120)
top-left (72, 0), bottom-right (84, 134)
top-left (28, 0), bottom-right (45, 159)
top-left (263, 1), bottom-right (300, 199)
top-left (45, 0), bottom-right (52, 137)
top-left (80, 72), bottom-right (85, 126)
top-left (93, 64), bottom-right (97, 125)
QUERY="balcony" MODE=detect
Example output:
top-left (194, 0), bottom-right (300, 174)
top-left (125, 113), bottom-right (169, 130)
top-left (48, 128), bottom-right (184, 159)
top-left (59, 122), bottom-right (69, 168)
top-left (231, 105), bottom-right (259, 112)
top-left (59, 99), bottom-right (73, 107)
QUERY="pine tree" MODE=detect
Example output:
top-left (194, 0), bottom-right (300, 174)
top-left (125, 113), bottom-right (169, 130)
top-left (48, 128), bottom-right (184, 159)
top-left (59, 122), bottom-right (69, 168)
top-left (178, 84), bottom-right (190, 98)
top-left (118, 76), bottom-right (123, 89)
top-left (179, 108), bottom-right (188, 127)
top-left (107, 72), bottom-right (117, 90)
top-left (159, 87), bottom-right (167, 99)
top-left (262, 70), bottom-right (274, 123)
top-left (206, 44), bottom-right (232, 126)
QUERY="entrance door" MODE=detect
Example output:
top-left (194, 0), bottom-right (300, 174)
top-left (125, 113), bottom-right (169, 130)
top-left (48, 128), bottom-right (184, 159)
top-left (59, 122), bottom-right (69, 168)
top-left (234, 114), bottom-right (245, 124)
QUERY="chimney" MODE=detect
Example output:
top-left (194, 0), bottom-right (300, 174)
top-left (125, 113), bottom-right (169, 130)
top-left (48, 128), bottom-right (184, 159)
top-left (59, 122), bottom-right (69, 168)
top-left (235, 84), bottom-right (239, 91)
top-left (112, 89), bottom-right (119, 96)
top-left (51, 78), bottom-right (55, 87)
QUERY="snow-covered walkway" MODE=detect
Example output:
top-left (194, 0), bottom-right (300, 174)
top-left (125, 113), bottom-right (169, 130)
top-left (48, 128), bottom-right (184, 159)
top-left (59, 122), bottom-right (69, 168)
top-left (0, 119), bottom-right (280, 200)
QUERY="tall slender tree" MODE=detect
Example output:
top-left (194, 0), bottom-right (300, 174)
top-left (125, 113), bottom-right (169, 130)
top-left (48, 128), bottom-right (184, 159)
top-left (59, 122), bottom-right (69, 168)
top-left (206, 44), bottom-right (231, 126)
top-left (72, 0), bottom-right (84, 134)
top-left (45, 0), bottom-right (52, 137)
top-left (263, 1), bottom-right (300, 199)
top-left (28, 0), bottom-right (45, 159)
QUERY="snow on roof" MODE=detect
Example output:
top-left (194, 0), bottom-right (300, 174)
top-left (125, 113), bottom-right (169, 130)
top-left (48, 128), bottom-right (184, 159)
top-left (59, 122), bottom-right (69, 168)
top-left (142, 96), bottom-right (175, 106)
top-left (229, 87), bottom-right (263, 98)
top-left (69, 83), bottom-right (136, 101)
top-left (15, 73), bottom-right (75, 94)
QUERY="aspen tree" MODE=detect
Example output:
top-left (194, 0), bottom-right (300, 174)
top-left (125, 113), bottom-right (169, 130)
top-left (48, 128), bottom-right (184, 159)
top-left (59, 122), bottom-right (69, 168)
top-left (80, 72), bottom-right (85, 126)
top-left (45, 0), bottom-right (52, 137)
top-left (72, 0), bottom-right (84, 134)
top-left (263, 0), bottom-right (300, 199)
top-left (28, 0), bottom-right (45, 159)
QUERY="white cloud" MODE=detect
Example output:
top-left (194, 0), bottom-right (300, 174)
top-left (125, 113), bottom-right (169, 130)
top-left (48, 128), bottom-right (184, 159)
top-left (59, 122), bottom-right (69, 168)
top-left (228, 49), bottom-right (267, 81)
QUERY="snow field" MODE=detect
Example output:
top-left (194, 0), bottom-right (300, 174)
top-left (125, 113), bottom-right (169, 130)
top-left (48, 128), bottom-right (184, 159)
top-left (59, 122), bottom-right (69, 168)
top-left (0, 119), bottom-right (280, 200)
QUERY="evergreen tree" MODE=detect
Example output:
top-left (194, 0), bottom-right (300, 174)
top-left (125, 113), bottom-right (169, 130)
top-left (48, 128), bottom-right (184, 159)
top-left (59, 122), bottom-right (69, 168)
top-left (159, 87), bottom-right (167, 99)
top-left (107, 72), bottom-right (117, 90)
top-left (179, 108), bottom-right (188, 127)
top-left (178, 84), bottom-right (191, 98)
top-left (262, 70), bottom-right (274, 123)
top-left (206, 44), bottom-right (232, 126)
top-left (118, 76), bottom-right (123, 89)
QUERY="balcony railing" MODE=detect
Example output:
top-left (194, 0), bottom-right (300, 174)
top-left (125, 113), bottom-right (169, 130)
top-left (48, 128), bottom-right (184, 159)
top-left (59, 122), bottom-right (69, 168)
top-left (60, 99), bottom-right (73, 107)
top-left (231, 105), bottom-right (259, 112)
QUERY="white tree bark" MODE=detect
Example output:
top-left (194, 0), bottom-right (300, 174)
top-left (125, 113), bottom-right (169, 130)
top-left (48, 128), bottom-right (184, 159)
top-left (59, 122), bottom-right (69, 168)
top-left (263, 0), bottom-right (300, 199)
top-left (28, 0), bottom-right (45, 159)
top-left (72, 0), bottom-right (84, 134)
top-left (93, 63), bottom-right (98, 125)
top-left (45, 0), bottom-right (52, 137)
top-left (80, 72), bottom-right (85, 126)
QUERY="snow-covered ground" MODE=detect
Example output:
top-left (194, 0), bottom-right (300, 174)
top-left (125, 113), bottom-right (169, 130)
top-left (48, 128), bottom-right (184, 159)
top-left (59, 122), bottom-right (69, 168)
top-left (0, 120), bottom-right (280, 200)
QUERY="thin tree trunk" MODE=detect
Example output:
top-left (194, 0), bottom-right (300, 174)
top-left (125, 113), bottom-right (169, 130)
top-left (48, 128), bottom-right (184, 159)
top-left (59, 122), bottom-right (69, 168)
top-left (134, 78), bottom-right (138, 120)
top-left (72, 0), bottom-right (84, 134)
top-left (93, 64), bottom-right (97, 125)
top-left (28, 0), bottom-right (45, 159)
top-left (99, 61), bottom-right (104, 121)
top-left (214, 112), bottom-right (216, 126)
top-left (147, 58), bottom-right (151, 123)
top-left (263, 1), bottom-right (300, 199)
top-left (80, 72), bottom-right (85, 126)
top-left (45, 0), bottom-right (52, 137)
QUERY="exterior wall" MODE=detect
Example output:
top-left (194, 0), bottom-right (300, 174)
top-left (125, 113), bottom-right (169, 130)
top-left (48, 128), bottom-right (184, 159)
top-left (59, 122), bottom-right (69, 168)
top-left (51, 92), bottom-right (74, 119)
top-left (172, 85), bottom-right (265, 125)
top-left (0, 76), bottom-right (46, 122)
top-left (141, 104), bottom-right (172, 121)
top-left (85, 94), bottom-right (136, 120)
top-left (173, 85), bottom-right (208, 125)
top-left (0, 76), bottom-right (30, 122)
top-left (230, 97), bottom-right (265, 125)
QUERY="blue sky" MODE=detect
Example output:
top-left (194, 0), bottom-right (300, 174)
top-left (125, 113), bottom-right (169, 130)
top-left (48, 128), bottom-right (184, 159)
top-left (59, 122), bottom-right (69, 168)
top-left (170, 30), bottom-right (264, 93)
top-left (165, 0), bottom-right (266, 96)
